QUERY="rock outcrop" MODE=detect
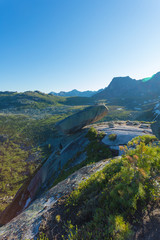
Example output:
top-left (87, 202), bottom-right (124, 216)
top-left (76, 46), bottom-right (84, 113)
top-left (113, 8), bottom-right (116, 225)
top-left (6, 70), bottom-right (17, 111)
top-left (56, 104), bottom-right (108, 134)
top-left (151, 121), bottom-right (160, 139)
top-left (0, 130), bottom-right (89, 226)
top-left (92, 121), bottom-right (153, 155)
top-left (0, 120), bottom-right (155, 233)
top-left (0, 103), bottom-right (108, 226)
top-left (0, 158), bottom-right (113, 240)
top-left (0, 104), bottom-right (108, 225)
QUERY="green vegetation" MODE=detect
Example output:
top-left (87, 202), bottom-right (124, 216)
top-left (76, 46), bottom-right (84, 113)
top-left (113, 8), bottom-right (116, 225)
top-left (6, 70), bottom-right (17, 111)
top-left (0, 113), bottom-right (70, 213)
top-left (85, 137), bottom-right (111, 165)
top-left (86, 127), bottom-right (105, 141)
top-left (0, 141), bottom-right (37, 212)
top-left (52, 127), bottom-right (111, 188)
top-left (98, 101), bottom-right (158, 122)
top-left (128, 134), bottom-right (158, 146)
top-left (86, 127), bottom-right (98, 140)
top-left (0, 91), bottom-right (94, 111)
top-left (37, 233), bottom-right (49, 240)
top-left (139, 121), bottom-right (155, 124)
top-left (64, 138), bottom-right (160, 239)
top-left (25, 233), bottom-right (49, 240)
top-left (1, 90), bottom-right (160, 239)
top-left (64, 96), bottom-right (94, 106)
top-left (99, 105), bottom-right (135, 122)
top-left (0, 91), bottom-right (94, 213)
top-left (0, 91), bottom-right (64, 110)
top-left (108, 133), bottom-right (117, 141)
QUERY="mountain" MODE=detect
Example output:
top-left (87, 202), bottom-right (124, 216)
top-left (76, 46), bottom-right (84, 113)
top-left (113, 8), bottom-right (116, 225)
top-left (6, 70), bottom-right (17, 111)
top-left (93, 72), bottom-right (160, 102)
top-left (50, 88), bottom-right (103, 97)
top-left (0, 88), bottom-right (159, 239)
top-left (50, 72), bottom-right (160, 101)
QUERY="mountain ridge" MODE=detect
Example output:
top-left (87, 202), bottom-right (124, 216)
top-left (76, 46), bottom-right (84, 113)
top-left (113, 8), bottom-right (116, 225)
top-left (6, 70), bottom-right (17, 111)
top-left (93, 71), bottom-right (160, 100)
top-left (49, 88), bottom-right (103, 97)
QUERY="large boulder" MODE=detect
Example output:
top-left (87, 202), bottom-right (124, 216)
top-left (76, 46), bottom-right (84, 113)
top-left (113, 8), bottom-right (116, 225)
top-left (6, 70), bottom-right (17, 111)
top-left (56, 104), bottom-right (108, 134)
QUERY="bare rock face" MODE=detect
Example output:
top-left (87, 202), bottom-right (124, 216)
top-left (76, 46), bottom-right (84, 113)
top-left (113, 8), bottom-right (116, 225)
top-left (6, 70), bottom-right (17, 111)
top-left (0, 106), bottom-right (108, 226)
top-left (0, 131), bottom-right (89, 226)
top-left (56, 104), bottom-right (108, 134)
top-left (0, 158), bottom-right (112, 240)
top-left (151, 121), bottom-right (160, 139)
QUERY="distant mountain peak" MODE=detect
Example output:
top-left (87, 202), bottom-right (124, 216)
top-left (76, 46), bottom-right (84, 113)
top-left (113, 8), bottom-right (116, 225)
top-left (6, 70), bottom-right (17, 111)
top-left (93, 71), bottom-right (160, 100)
top-left (49, 89), bottom-right (103, 97)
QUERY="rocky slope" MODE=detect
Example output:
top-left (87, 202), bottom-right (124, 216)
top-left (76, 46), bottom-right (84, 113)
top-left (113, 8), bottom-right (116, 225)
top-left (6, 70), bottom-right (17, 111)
top-left (0, 119), bottom-right (155, 239)
top-left (0, 97), bottom-right (157, 240)
top-left (0, 104), bottom-right (108, 226)
top-left (0, 158), bottom-right (113, 240)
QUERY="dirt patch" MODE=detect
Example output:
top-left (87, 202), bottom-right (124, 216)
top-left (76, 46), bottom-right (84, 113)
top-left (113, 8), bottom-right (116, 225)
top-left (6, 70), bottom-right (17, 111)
top-left (133, 205), bottom-right (160, 240)
top-left (38, 200), bottom-right (160, 240)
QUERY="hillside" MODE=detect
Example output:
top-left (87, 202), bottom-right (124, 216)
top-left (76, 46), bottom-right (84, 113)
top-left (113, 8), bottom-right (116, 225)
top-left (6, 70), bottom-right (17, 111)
top-left (0, 91), bottom-right (94, 214)
top-left (0, 91), bottom-right (95, 114)
top-left (0, 125), bottom-right (159, 240)
top-left (0, 88), bottom-right (159, 240)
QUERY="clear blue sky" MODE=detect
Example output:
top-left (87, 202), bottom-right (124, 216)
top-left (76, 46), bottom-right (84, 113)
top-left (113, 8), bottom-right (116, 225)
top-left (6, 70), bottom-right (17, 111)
top-left (0, 0), bottom-right (160, 93)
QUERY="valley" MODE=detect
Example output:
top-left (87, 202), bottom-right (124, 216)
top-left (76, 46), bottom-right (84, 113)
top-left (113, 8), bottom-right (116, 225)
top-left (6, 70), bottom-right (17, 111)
top-left (0, 73), bottom-right (160, 239)
top-left (0, 92), bottom-right (87, 214)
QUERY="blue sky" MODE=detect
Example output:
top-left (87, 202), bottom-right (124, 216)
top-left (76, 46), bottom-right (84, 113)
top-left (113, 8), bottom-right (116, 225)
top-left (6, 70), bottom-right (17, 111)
top-left (0, 0), bottom-right (160, 93)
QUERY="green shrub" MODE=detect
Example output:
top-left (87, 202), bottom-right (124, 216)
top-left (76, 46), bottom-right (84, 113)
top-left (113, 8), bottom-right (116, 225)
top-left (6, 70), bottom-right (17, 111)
top-left (86, 127), bottom-right (98, 141)
top-left (86, 127), bottom-right (106, 142)
top-left (37, 233), bottom-right (49, 240)
top-left (51, 129), bottom-right (112, 189)
top-left (26, 233), bottom-right (49, 240)
top-left (108, 133), bottom-right (117, 141)
top-left (85, 140), bottom-right (112, 164)
top-left (98, 131), bottom-right (106, 140)
top-left (128, 134), bottom-right (158, 146)
top-left (64, 139), bottom-right (160, 239)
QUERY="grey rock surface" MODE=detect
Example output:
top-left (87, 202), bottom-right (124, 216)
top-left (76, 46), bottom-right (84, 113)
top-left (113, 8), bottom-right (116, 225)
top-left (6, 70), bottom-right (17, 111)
top-left (56, 104), bottom-right (108, 134)
top-left (0, 130), bottom-right (89, 226)
top-left (151, 121), bottom-right (160, 139)
top-left (93, 121), bottom-right (153, 155)
top-left (0, 158), bottom-right (113, 240)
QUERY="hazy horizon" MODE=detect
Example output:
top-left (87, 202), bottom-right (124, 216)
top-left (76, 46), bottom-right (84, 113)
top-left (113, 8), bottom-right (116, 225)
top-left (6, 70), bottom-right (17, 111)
top-left (0, 71), bottom-right (159, 94)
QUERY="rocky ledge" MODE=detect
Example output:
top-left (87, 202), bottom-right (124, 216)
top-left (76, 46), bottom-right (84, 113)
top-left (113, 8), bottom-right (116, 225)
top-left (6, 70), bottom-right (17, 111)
top-left (0, 158), bottom-right (114, 240)
top-left (91, 121), bottom-right (153, 154)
